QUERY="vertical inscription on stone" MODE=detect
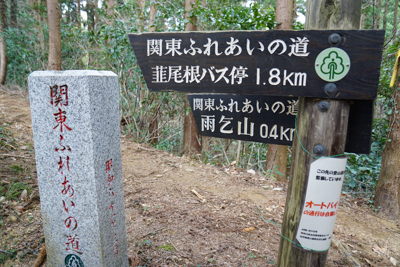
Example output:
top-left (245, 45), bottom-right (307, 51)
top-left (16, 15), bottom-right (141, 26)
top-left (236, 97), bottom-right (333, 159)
top-left (29, 70), bottom-right (128, 267)
top-left (106, 158), bottom-right (119, 257)
top-left (50, 84), bottom-right (84, 262)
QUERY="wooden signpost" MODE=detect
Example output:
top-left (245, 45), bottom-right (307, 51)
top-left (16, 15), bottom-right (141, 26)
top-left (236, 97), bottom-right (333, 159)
top-left (187, 94), bottom-right (298, 145)
top-left (128, 8), bottom-right (385, 265)
top-left (128, 30), bottom-right (384, 99)
top-left (188, 94), bottom-right (374, 154)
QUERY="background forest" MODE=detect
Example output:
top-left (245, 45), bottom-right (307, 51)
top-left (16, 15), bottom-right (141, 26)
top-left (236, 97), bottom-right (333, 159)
top-left (1, 0), bottom-right (400, 217)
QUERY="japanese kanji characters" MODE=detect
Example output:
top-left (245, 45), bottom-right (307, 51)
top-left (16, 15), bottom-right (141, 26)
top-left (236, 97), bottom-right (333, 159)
top-left (192, 96), bottom-right (298, 142)
top-left (192, 97), bottom-right (298, 115)
top-left (106, 158), bottom-right (119, 257)
top-left (147, 36), bottom-right (310, 86)
top-left (147, 39), bottom-right (162, 56)
top-left (146, 36), bottom-right (311, 58)
top-left (50, 84), bottom-right (83, 256)
top-left (50, 85), bottom-right (68, 107)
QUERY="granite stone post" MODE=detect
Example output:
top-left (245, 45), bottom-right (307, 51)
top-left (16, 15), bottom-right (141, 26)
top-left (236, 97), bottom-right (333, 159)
top-left (28, 70), bottom-right (128, 267)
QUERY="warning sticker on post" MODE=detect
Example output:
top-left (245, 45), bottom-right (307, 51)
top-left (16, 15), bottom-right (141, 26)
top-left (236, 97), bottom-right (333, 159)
top-left (296, 157), bottom-right (347, 251)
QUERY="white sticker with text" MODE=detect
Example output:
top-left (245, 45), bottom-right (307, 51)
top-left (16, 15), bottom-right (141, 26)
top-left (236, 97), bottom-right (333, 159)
top-left (296, 157), bottom-right (347, 251)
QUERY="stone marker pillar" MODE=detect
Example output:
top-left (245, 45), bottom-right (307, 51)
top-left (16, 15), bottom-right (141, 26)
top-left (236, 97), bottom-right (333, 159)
top-left (28, 70), bottom-right (128, 267)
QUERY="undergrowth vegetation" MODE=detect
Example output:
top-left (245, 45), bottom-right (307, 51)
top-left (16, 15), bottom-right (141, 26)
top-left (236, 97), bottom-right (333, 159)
top-left (3, 0), bottom-right (400, 201)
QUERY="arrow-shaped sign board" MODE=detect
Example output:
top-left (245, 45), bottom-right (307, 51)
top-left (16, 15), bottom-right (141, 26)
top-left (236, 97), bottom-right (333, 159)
top-left (129, 30), bottom-right (384, 100)
top-left (188, 94), bottom-right (374, 154)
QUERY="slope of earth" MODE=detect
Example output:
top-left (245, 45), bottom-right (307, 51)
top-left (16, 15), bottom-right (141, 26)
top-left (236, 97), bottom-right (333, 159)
top-left (0, 87), bottom-right (399, 267)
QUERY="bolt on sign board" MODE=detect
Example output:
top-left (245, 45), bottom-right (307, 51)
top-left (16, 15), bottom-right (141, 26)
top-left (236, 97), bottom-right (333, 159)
top-left (128, 30), bottom-right (384, 99)
top-left (188, 94), bottom-right (374, 154)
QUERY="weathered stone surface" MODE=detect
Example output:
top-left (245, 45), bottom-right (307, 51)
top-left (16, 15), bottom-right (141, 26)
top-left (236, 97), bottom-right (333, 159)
top-left (29, 70), bottom-right (128, 267)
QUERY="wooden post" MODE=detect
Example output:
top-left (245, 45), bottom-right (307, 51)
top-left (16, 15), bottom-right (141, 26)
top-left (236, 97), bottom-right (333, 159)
top-left (277, 1), bottom-right (362, 266)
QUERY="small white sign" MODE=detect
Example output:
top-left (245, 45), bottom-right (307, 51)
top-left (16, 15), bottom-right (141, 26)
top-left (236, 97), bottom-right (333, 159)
top-left (296, 157), bottom-right (347, 251)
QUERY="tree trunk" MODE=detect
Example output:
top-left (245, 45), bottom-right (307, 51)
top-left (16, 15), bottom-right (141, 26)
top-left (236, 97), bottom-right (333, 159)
top-left (77, 0), bottom-right (81, 29)
top-left (266, 145), bottom-right (288, 179)
top-left (94, 0), bottom-right (99, 27)
top-left (47, 0), bottom-right (61, 70)
top-left (393, 0), bottom-right (399, 35)
top-left (182, 0), bottom-right (200, 155)
top-left (0, 0), bottom-right (6, 85)
top-left (86, 0), bottom-right (95, 31)
top-left (105, 0), bottom-right (115, 18)
top-left (278, 0), bottom-right (360, 266)
top-left (148, 3), bottom-right (159, 145)
top-left (29, 0), bottom-right (45, 54)
top-left (149, 3), bottom-right (157, 32)
top-left (275, 0), bottom-right (293, 30)
top-left (374, 0), bottom-right (382, 29)
top-left (184, 0), bottom-right (197, 31)
top-left (374, 62), bottom-right (400, 220)
top-left (66, 0), bottom-right (71, 23)
top-left (136, 0), bottom-right (145, 32)
top-left (183, 99), bottom-right (201, 155)
top-left (382, 0), bottom-right (389, 31)
top-left (10, 0), bottom-right (17, 28)
top-left (265, 0), bottom-right (293, 182)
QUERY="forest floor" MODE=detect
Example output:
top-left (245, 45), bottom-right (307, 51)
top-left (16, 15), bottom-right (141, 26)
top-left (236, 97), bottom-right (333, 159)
top-left (0, 87), bottom-right (400, 267)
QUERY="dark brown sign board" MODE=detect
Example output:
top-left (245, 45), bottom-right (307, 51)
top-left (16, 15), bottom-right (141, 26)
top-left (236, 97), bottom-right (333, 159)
top-left (188, 94), bottom-right (373, 154)
top-left (128, 30), bottom-right (384, 100)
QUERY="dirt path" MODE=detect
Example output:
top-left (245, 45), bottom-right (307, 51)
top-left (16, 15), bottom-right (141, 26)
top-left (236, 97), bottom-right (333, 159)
top-left (0, 88), bottom-right (399, 266)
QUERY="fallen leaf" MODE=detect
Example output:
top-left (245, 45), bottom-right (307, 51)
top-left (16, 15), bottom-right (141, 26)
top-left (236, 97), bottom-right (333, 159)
top-left (0, 196), bottom-right (5, 202)
top-left (20, 189), bottom-right (27, 200)
top-left (230, 161), bottom-right (237, 166)
top-left (247, 169), bottom-right (256, 175)
top-left (390, 257), bottom-right (397, 266)
top-left (9, 215), bottom-right (17, 222)
top-left (129, 253), bottom-right (140, 267)
top-left (273, 188), bottom-right (283, 191)
top-left (15, 205), bottom-right (26, 212)
top-left (243, 227), bottom-right (256, 232)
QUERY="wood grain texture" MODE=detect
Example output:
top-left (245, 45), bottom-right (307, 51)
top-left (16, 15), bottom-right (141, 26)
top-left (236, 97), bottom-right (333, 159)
top-left (129, 30), bottom-right (384, 99)
top-left (277, 98), bottom-right (350, 266)
top-left (278, 0), bottom-right (359, 266)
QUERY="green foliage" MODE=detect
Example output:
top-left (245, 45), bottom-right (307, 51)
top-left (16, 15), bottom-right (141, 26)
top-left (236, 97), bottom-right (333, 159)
top-left (0, 124), bottom-right (17, 150)
top-left (11, 165), bottom-right (24, 173)
top-left (361, 0), bottom-right (400, 32)
top-left (342, 10), bottom-right (399, 197)
top-left (0, 180), bottom-right (31, 201)
top-left (6, 3), bottom-right (48, 86)
top-left (0, 248), bottom-right (17, 264)
top-left (153, 0), bottom-right (187, 31)
top-left (6, 0), bottom-right (400, 199)
top-left (193, 1), bottom-right (276, 31)
top-left (157, 243), bottom-right (174, 251)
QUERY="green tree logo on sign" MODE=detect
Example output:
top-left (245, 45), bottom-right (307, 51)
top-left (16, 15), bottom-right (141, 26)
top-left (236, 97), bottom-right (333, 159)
top-left (65, 254), bottom-right (84, 267)
top-left (315, 48), bottom-right (350, 82)
top-left (321, 51), bottom-right (345, 80)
